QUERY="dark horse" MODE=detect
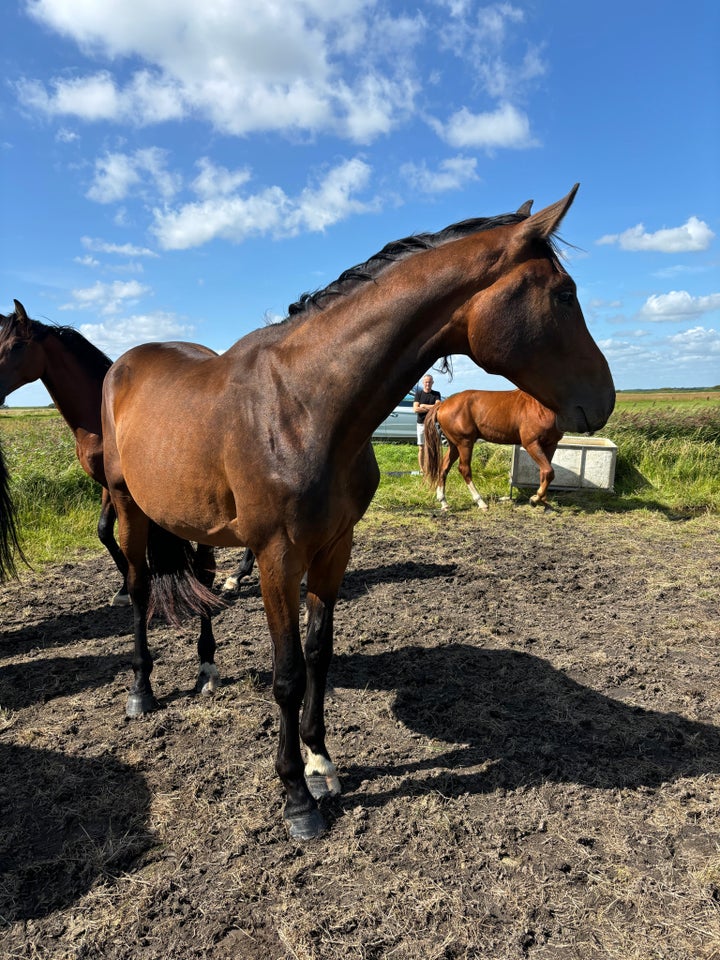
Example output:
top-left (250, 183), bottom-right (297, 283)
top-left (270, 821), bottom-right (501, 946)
top-left (0, 301), bottom-right (128, 599)
top-left (423, 389), bottom-right (563, 510)
top-left (101, 185), bottom-right (615, 839)
top-left (0, 302), bottom-right (255, 603)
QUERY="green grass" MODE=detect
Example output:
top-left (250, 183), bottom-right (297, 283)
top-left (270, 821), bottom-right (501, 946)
top-left (1, 390), bottom-right (719, 567)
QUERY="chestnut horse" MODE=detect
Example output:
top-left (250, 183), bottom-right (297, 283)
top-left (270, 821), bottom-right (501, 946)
top-left (0, 301), bottom-right (256, 601)
top-left (423, 389), bottom-right (563, 510)
top-left (102, 185), bottom-right (615, 839)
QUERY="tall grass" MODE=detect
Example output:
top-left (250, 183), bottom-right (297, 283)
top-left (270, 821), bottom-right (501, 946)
top-left (1, 391), bottom-right (718, 567)
top-left (0, 410), bottom-right (102, 565)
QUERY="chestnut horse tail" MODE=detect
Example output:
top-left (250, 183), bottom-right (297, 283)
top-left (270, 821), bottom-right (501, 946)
top-left (146, 522), bottom-right (221, 625)
top-left (422, 405), bottom-right (443, 487)
top-left (0, 440), bottom-right (27, 582)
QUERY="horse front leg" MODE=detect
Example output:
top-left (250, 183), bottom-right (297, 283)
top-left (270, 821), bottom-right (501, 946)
top-left (437, 444), bottom-right (459, 511)
top-left (457, 440), bottom-right (488, 510)
top-left (97, 489), bottom-right (130, 606)
top-left (259, 542), bottom-right (324, 840)
top-left (300, 532), bottom-right (353, 802)
top-left (194, 543), bottom-right (220, 695)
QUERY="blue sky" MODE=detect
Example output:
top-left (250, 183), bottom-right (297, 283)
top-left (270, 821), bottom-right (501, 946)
top-left (2, 0), bottom-right (718, 407)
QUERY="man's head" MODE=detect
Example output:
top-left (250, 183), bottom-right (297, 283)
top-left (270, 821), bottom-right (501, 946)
top-left (422, 375), bottom-right (434, 391)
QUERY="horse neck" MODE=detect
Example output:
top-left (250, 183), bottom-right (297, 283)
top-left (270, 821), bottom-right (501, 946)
top-left (39, 334), bottom-right (104, 437)
top-left (280, 242), bottom-right (492, 449)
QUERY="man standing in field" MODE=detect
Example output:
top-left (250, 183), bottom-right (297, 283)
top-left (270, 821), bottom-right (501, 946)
top-left (414, 373), bottom-right (441, 470)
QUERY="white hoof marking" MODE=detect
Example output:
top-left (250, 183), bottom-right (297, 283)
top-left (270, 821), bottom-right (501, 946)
top-left (305, 749), bottom-right (341, 796)
top-left (198, 661), bottom-right (220, 695)
top-left (222, 576), bottom-right (239, 592)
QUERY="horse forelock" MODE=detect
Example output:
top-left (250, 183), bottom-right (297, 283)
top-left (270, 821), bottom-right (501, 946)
top-left (286, 210), bottom-right (537, 319)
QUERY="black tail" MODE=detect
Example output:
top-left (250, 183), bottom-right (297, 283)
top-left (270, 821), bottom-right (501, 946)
top-left (0, 439), bottom-right (27, 582)
top-left (146, 522), bottom-right (222, 625)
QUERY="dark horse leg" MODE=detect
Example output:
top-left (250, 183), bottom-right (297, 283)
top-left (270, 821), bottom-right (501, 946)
top-left (456, 438), bottom-right (488, 510)
top-left (97, 489), bottom-right (130, 606)
top-left (194, 543), bottom-right (220, 695)
top-left (300, 530), bottom-right (353, 803)
top-left (257, 536), bottom-right (331, 840)
top-left (116, 500), bottom-right (159, 718)
top-left (524, 440), bottom-right (558, 506)
top-left (221, 546), bottom-right (256, 592)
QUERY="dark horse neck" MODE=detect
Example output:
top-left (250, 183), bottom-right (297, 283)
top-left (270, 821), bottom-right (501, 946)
top-left (277, 232), bottom-right (506, 454)
top-left (39, 330), bottom-right (110, 439)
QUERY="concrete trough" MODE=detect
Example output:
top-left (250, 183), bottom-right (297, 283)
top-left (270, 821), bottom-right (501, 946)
top-left (509, 436), bottom-right (617, 494)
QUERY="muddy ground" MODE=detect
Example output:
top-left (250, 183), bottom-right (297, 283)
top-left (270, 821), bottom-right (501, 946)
top-left (1, 503), bottom-right (719, 959)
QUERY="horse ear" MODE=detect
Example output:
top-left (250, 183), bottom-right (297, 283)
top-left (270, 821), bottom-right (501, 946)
top-left (518, 183), bottom-right (579, 241)
top-left (516, 200), bottom-right (533, 217)
top-left (13, 300), bottom-right (28, 321)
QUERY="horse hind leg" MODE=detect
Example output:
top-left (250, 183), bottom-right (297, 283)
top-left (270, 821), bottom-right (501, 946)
top-left (119, 507), bottom-right (159, 718)
top-left (97, 489), bottom-right (130, 606)
top-left (221, 546), bottom-right (255, 592)
top-left (194, 544), bottom-right (220, 695)
top-left (436, 444), bottom-right (459, 511)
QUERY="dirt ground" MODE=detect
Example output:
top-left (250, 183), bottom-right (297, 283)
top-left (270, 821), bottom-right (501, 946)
top-left (1, 503), bottom-right (719, 959)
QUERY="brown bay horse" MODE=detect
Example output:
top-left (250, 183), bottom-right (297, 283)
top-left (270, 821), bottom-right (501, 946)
top-left (0, 301), bottom-right (255, 603)
top-left (102, 184), bottom-right (615, 839)
top-left (423, 389), bottom-right (563, 510)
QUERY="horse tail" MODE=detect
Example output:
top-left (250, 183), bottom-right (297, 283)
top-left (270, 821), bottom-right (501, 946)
top-left (0, 439), bottom-right (27, 582)
top-left (422, 405), bottom-right (443, 487)
top-left (146, 522), bottom-right (222, 625)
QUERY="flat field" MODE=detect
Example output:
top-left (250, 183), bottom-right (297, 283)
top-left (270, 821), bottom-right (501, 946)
top-left (0, 392), bottom-right (719, 959)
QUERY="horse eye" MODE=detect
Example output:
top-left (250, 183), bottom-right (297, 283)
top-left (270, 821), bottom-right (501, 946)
top-left (557, 291), bottom-right (575, 305)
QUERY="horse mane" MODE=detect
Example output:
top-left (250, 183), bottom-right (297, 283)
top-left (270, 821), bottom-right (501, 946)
top-left (0, 310), bottom-right (113, 379)
top-left (286, 211), bottom-right (539, 319)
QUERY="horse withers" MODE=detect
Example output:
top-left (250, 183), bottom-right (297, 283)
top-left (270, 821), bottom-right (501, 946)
top-left (102, 185), bottom-right (615, 839)
top-left (423, 389), bottom-right (563, 510)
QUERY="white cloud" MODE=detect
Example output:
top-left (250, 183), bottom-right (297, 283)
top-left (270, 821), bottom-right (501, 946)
top-left (433, 103), bottom-right (537, 150)
top-left (81, 237), bottom-right (158, 257)
top-left (87, 147), bottom-right (181, 204)
top-left (597, 216), bottom-right (715, 253)
top-left (639, 290), bottom-right (720, 322)
top-left (400, 155), bottom-right (479, 193)
top-left (78, 313), bottom-right (196, 357)
top-left (60, 279), bottom-right (149, 315)
top-left (668, 326), bottom-right (720, 358)
top-left (74, 254), bottom-right (99, 268)
top-left (192, 159), bottom-right (252, 199)
top-left (153, 157), bottom-right (373, 250)
top-left (19, 1), bottom-right (421, 143)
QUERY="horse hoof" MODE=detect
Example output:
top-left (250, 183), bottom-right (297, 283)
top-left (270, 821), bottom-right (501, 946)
top-left (111, 590), bottom-right (132, 606)
top-left (195, 662), bottom-right (219, 695)
top-left (306, 772), bottom-right (342, 800)
top-left (126, 692), bottom-right (160, 717)
top-left (222, 576), bottom-right (238, 593)
top-left (284, 808), bottom-right (327, 841)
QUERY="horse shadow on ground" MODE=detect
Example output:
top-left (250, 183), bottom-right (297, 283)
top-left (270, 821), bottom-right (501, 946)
top-left (0, 602), bottom-right (133, 660)
top-left (330, 644), bottom-right (720, 802)
top-left (0, 652), bottom-right (127, 711)
top-left (0, 744), bottom-right (152, 923)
